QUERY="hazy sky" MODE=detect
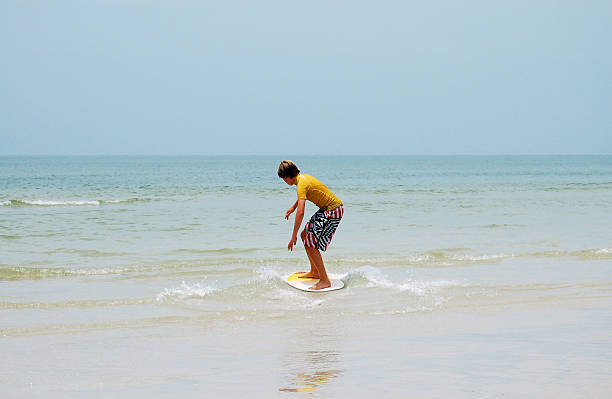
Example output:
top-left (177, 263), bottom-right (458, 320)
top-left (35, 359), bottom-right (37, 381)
top-left (1, 1), bottom-right (610, 155)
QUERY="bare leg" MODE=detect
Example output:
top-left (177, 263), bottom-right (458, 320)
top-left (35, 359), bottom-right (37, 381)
top-left (304, 246), bottom-right (331, 290)
top-left (299, 229), bottom-right (319, 279)
top-left (301, 249), bottom-right (320, 279)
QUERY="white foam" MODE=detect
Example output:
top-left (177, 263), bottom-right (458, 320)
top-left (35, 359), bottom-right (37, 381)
top-left (255, 266), bottom-right (283, 282)
top-left (400, 280), bottom-right (458, 296)
top-left (344, 252), bottom-right (513, 267)
top-left (451, 253), bottom-right (510, 262)
top-left (349, 266), bottom-right (459, 296)
top-left (423, 253), bottom-right (511, 265)
top-left (3, 198), bottom-right (148, 207)
top-left (102, 199), bottom-right (146, 204)
top-left (156, 282), bottom-right (217, 302)
top-left (22, 200), bottom-right (101, 206)
top-left (349, 265), bottom-right (395, 288)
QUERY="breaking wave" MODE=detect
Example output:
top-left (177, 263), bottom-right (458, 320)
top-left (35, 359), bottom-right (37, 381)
top-left (344, 266), bottom-right (459, 295)
top-left (1, 198), bottom-right (150, 207)
top-left (156, 282), bottom-right (218, 302)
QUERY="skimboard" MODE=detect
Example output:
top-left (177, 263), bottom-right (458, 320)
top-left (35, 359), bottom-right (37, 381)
top-left (286, 272), bottom-right (345, 292)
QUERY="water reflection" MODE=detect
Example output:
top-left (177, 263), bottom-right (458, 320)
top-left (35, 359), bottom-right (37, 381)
top-left (279, 349), bottom-right (343, 393)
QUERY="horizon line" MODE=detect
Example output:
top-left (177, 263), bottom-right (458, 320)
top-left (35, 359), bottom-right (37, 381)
top-left (0, 153), bottom-right (611, 157)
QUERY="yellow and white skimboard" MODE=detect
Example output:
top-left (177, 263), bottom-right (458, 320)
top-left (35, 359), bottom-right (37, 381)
top-left (286, 272), bottom-right (345, 292)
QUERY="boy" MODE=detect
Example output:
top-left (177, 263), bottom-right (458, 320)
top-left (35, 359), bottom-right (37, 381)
top-left (277, 160), bottom-right (344, 290)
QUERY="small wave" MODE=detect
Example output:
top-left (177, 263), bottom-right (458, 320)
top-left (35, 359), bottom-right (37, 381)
top-left (0, 234), bottom-right (20, 239)
top-left (0, 262), bottom-right (257, 281)
top-left (15, 199), bottom-right (101, 206)
top-left (528, 249), bottom-right (612, 260)
top-left (154, 267), bottom-right (332, 313)
top-left (341, 247), bottom-right (612, 268)
top-left (572, 248), bottom-right (612, 260)
top-left (255, 266), bottom-right (284, 282)
top-left (0, 266), bottom-right (145, 281)
top-left (544, 182), bottom-right (612, 191)
top-left (100, 198), bottom-right (151, 205)
top-left (418, 252), bottom-right (510, 265)
top-left (0, 298), bottom-right (153, 310)
top-left (175, 247), bottom-right (262, 255)
top-left (483, 223), bottom-right (524, 229)
top-left (339, 252), bottom-right (512, 268)
top-left (1, 198), bottom-right (150, 207)
top-left (0, 263), bottom-right (202, 281)
top-left (154, 267), bottom-right (318, 308)
top-left (356, 246), bottom-right (612, 267)
top-left (156, 282), bottom-right (217, 302)
top-left (46, 248), bottom-right (133, 257)
top-left (346, 266), bottom-right (459, 295)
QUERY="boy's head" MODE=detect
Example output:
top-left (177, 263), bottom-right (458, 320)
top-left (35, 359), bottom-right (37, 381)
top-left (277, 160), bottom-right (300, 185)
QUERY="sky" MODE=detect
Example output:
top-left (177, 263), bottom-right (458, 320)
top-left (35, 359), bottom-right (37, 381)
top-left (1, 1), bottom-right (610, 155)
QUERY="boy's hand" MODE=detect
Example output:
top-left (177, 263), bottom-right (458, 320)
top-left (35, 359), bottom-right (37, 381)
top-left (288, 234), bottom-right (298, 251)
top-left (285, 207), bottom-right (295, 220)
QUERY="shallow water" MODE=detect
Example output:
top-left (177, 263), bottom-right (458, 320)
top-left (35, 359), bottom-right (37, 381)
top-left (1, 156), bottom-right (611, 397)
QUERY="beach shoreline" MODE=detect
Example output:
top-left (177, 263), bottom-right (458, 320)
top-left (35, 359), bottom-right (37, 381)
top-left (2, 298), bottom-right (611, 398)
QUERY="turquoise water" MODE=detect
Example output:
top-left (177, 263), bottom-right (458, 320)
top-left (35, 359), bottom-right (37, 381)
top-left (2, 156), bottom-right (611, 397)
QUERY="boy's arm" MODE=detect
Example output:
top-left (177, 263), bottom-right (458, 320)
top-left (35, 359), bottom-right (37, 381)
top-left (288, 199), bottom-right (306, 251)
top-left (285, 199), bottom-right (299, 220)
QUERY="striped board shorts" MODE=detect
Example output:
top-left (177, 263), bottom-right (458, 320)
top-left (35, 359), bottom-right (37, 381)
top-left (302, 205), bottom-right (344, 251)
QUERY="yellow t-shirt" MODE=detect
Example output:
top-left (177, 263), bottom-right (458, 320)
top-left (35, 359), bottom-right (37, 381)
top-left (296, 174), bottom-right (342, 211)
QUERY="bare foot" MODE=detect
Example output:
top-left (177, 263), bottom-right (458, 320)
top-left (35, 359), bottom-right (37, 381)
top-left (310, 280), bottom-right (331, 290)
top-left (299, 272), bottom-right (320, 279)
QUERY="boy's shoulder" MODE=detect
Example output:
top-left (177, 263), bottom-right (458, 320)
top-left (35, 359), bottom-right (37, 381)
top-left (297, 173), bottom-right (317, 182)
top-left (296, 173), bottom-right (319, 187)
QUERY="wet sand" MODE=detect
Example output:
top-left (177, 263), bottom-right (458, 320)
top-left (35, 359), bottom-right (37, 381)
top-left (3, 300), bottom-right (611, 398)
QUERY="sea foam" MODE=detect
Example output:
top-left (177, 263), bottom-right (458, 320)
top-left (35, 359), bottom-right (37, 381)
top-left (347, 265), bottom-right (459, 295)
top-left (156, 282), bottom-right (217, 302)
top-left (1, 198), bottom-right (149, 207)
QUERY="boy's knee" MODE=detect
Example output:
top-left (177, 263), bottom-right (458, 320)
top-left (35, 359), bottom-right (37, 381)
top-left (300, 230), bottom-right (306, 240)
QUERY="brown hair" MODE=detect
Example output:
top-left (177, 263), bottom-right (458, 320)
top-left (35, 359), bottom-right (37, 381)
top-left (277, 160), bottom-right (300, 178)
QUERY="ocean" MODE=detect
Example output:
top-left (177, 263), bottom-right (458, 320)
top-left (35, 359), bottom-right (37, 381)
top-left (1, 155), bottom-right (611, 398)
